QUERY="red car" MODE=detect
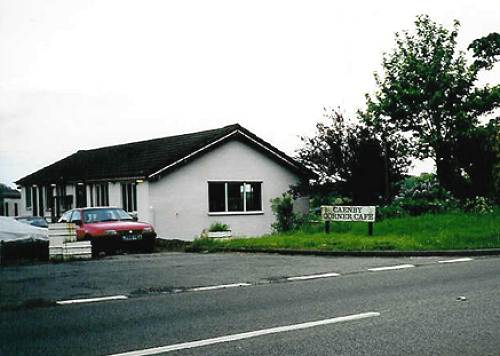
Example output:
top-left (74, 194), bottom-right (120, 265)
top-left (58, 207), bottom-right (156, 253)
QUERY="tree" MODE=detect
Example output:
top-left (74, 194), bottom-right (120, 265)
top-left (361, 15), bottom-right (500, 197)
top-left (494, 124), bottom-right (500, 201)
top-left (454, 118), bottom-right (499, 199)
top-left (0, 183), bottom-right (14, 193)
top-left (295, 108), bottom-right (408, 204)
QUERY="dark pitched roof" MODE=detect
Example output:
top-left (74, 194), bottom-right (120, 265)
top-left (16, 124), bottom-right (312, 185)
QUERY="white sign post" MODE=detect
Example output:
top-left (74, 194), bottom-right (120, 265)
top-left (321, 206), bottom-right (376, 235)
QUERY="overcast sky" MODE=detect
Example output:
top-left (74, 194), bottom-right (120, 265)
top-left (1, 0), bottom-right (499, 188)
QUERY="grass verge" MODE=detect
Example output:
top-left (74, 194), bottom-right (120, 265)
top-left (191, 210), bottom-right (500, 252)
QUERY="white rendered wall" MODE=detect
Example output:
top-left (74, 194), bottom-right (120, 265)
top-left (108, 182), bottom-right (121, 208)
top-left (149, 139), bottom-right (307, 240)
top-left (65, 184), bottom-right (75, 201)
top-left (19, 185), bottom-right (55, 219)
top-left (19, 187), bottom-right (29, 216)
top-left (136, 181), bottom-right (153, 224)
top-left (86, 185), bottom-right (92, 207)
top-left (18, 186), bottom-right (46, 217)
top-left (3, 198), bottom-right (21, 216)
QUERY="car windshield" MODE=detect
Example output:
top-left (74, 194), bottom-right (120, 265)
top-left (83, 208), bottom-right (133, 223)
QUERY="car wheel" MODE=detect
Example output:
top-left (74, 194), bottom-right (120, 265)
top-left (89, 236), bottom-right (101, 258)
top-left (142, 238), bottom-right (156, 253)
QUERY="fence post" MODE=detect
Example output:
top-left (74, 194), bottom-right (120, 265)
top-left (368, 222), bottom-right (373, 236)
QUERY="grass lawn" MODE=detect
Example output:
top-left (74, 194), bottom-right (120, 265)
top-left (191, 210), bottom-right (500, 252)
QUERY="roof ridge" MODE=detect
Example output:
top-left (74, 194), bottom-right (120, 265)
top-left (82, 124), bottom-right (240, 153)
top-left (15, 122), bottom-right (313, 185)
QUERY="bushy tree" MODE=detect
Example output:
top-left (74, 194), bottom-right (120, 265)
top-left (455, 118), bottom-right (499, 199)
top-left (362, 15), bottom-right (500, 197)
top-left (296, 108), bottom-right (408, 204)
top-left (495, 125), bottom-right (500, 201)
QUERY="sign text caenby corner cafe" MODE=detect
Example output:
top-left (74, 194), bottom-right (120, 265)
top-left (321, 205), bottom-right (376, 222)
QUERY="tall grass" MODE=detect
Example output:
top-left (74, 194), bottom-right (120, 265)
top-left (192, 210), bottom-right (500, 252)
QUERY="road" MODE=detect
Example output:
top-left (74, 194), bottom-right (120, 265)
top-left (1, 253), bottom-right (499, 355)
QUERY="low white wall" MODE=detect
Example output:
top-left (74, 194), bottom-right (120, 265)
top-left (149, 139), bottom-right (307, 240)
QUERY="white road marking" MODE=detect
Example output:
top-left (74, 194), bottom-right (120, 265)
top-left (287, 272), bottom-right (340, 281)
top-left (368, 264), bottom-right (415, 272)
top-left (437, 257), bottom-right (474, 263)
top-left (188, 283), bottom-right (252, 292)
top-left (107, 312), bottom-right (381, 356)
top-left (56, 295), bottom-right (128, 305)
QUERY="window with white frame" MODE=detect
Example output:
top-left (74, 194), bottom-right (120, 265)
top-left (208, 182), bottom-right (262, 213)
top-left (90, 183), bottom-right (109, 206)
top-left (121, 182), bottom-right (137, 212)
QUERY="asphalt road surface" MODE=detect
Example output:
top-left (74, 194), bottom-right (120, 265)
top-left (1, 253), bottom-right (499, 355)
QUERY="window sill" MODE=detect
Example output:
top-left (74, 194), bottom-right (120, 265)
top-left (208, 211), bottom-right (264, 216)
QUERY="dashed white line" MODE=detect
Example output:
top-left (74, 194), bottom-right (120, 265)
top-left (56, 295), bottom-right (128, 305)
top-left (188, 283), bottom-right (252, 292)
top-left (106, 311), bottom-right (381, 356)
top-left (287, 272), bottom-right (340, 281)
top-left (55, 257), bottom-right (474, 307)
top-left (368, 264), bottom-right (415, 272)
top-left (437, 257), bottom-right (474, 263)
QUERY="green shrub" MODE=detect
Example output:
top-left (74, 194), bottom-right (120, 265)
top-left (377, 203), bottom-right (404, 219)
top-left (208, 222), bottom-right (230, 232)
top-left (309, 195), bottom-right (352, 210)
top-left (271, 193), bottom-right (299, 232)
top-left (380, 174), bottom-right (458, 218)
top-left (463, 196), bottom-right (495, 214)
top-left (295, 213), bottom-right (324, 234)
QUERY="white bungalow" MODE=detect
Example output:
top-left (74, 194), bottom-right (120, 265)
top-left (16, 124), bottom-right (311, 240)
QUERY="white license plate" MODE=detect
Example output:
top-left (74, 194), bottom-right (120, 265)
top-left (122, 234), bottom-right (142, 241)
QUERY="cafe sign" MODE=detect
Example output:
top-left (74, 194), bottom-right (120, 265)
top-left (321, 205), bottom-right (376, 222)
